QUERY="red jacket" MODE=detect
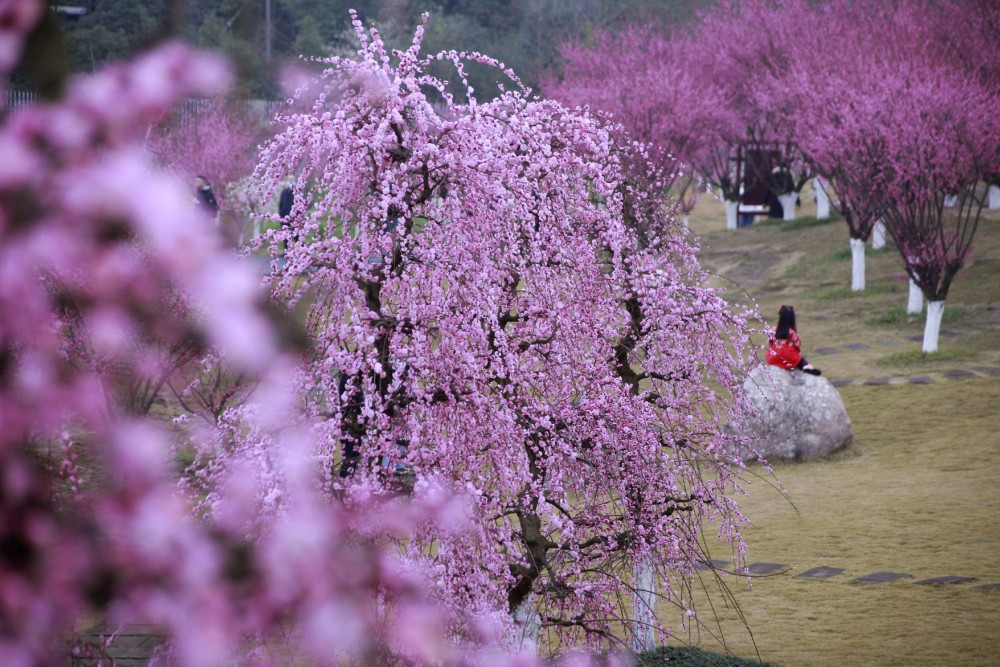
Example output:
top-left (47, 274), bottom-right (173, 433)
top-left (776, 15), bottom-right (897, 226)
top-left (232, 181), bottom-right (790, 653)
top-left (767, 329), bottom-right (802, 370)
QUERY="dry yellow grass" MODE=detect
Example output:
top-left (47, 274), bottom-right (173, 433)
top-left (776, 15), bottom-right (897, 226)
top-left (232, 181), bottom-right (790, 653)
top-left (669, 193), bottom-right (1000, 666)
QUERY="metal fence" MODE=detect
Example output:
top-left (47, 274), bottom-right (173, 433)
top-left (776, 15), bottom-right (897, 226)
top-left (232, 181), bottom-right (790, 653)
top-left (3, 90), bottom-right (286, 123)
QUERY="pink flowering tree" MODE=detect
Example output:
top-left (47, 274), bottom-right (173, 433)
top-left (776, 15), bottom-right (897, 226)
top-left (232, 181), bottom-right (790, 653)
top-left (778, 0), bottom-right (1000, 350)
top-left (545, 27), bottom-right (745, 230)
top-left (250, 13), bottom-right (757, 653)
top-left (146, 101), bottom-right (268, 243)
top-left (738, 0), bottom-right (888, 291)
top-left (695, 0), bottom-right (821, 224)
top-left (876, 79), bottom-right (999, 351)
top-left (0, 5), bottom-right (600, 665)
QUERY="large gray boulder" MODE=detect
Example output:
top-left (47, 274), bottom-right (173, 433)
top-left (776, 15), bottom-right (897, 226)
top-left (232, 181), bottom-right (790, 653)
top-left (734, 365), bottom-right (853, 462)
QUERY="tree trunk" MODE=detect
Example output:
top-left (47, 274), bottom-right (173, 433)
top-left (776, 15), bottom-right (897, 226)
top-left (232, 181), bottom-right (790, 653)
top-left (512, 595), bottom-right (541, 655)
top-left (850, 238), bottom-right (866, 291)
top-left (682, 213), bottom-right (689, 228)
top-left (778, 193), bottom-right (797, 221)
top-left (631, 558), bottom-right (657, 653)
top-left (724, 199), bottom-right (738, 230)
top-left (907, 279), bottom-right (923, 314)
top-left (923, 301), bottom-right (945, 353)
top-left (871, 219), bottom-right (886, 249)
top-left (943, 194), bottom-right (958, 208)
top-left (989, 185), bottom-right (1000, 209)
top-left (814, 177), bottom-right (830, 219)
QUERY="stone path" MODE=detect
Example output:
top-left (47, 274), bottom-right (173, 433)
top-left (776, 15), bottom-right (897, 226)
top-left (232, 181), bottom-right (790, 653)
top-left (65, 554), bottom-right (1000, 665)
top-left (698, 560), bottom-right (1000, 590)
top-left (63, 625), bottom-right (166, 666)
top-left (805, 321), bottom-right (1000, 387)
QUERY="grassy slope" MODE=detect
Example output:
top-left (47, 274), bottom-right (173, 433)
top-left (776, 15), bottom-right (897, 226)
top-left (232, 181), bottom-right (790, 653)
top-left (671, 196), bottom-right (1000, 666)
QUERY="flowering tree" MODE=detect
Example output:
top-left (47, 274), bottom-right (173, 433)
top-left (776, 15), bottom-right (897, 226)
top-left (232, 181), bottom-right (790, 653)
top-left (251, 13), bottom-right (757, 653)
top-left (692, 0), bottom-right (820, 224)
top-left (545, 27), bottom-right (747, 229)
top-left (783, 0), bottom-right (1000, 350)
top-left (146, 101), bottom-right (268, 243)
top-left (740, 0), bottom-right (888, 291)
top-left (0, 5), bottom-right (591, 665)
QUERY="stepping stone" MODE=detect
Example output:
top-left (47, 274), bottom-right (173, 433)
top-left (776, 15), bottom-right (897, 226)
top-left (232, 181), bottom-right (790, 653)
top-left (843, 342), bottom-right (871, 350)
top-left (831, 379), bottom-right (853, 388)
top-left (979, 583), bottom-right (1000, 590)
top-left (875, 339), bottom-right (902, 346)
top-left (814, 347), bottom-right (841, 355)
top-left (864, 377), bottom-right (891, 385)
top-left (907, 334), bottom-right (923, 342)
top-left (796, 566), bottom-right (845, 579)
top-left (916, 576), bottom-right (977, 585)
top-left (71, 625), bottom-right (167, 665)
top-left (694, 559), bottom-right (731, 572)
top-left (939, 330), bottom-right (961, 337)
top-left (944, 369), bottom-right (975, 379)
top-left (908, 376), bottom-right (934, 384)
top-left (852, 571), bottom-right (913, 584)
top-left (746, 562), bottom-right (789, 576)
top-left (975, 366), bottom-right (1000, 375)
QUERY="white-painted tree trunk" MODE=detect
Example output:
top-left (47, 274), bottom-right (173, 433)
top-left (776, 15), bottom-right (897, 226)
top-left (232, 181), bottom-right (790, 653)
top-left (778, 192), bottom-right (797, 221)
top-left (253, 218), bottom-right (261, 239)
top-left (631, 558), bottom-right (657, 653)
top-left (850, 238), bottom-right (866, 291)
top-left (814, 177), bottom-right (830, 219)
top-left (923, 301), bottom-right (945, 353)
top-left (989, 185), bottom-right (1000, 209)
top-left (724, 199), bottom-right (739, 230)
top-left (943, 194), bottom-right (958, 208)
top-left (907, 279), bottom-right (923, 314)
top-left (682, 213), bottom-right (689, 227)
top-left (512, 596), bottom-right (541, 655)
top-left (871, 219), bottom-right (886, 249)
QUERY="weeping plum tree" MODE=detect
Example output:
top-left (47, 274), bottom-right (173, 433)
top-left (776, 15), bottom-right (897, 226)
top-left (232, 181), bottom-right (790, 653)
top-left (0, 5), bottom-right (595, 665)
top-left (253, 14), bottom-right (757, 652)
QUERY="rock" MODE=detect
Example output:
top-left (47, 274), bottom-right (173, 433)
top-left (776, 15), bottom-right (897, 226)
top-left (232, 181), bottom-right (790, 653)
top-left (733, 365), bottom-right (853, 461)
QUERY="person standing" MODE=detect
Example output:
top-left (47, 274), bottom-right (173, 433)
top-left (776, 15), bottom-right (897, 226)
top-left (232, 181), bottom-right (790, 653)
top-left (194, 175), bottom-right (218, 218)
top-left (278, 180), bottom-right (295, 251)
top-left (278, 181), bottom-right (294, 219)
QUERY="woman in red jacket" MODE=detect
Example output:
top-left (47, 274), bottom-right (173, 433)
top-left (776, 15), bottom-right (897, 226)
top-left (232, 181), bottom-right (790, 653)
top-left (767, 305), bottom-right (822, 375)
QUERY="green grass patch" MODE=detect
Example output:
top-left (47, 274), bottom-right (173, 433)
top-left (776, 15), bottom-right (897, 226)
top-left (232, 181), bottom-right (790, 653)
top-left (752, 211), bottom-right (841, 233)
top-left (827, 244), bottom-right (895, 262)
top-left (870, 306), bottom-right (967, 326)
top-left (637, 646), bottom-right (778, 666)
top-left (815, 283), bottom-right (903, 300)
top-left (874, 348), bottom-right (976, 368)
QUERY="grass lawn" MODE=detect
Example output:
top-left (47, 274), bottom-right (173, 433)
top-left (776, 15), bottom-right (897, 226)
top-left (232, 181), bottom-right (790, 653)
top-left (669, 194), bottom-right (1000, 665)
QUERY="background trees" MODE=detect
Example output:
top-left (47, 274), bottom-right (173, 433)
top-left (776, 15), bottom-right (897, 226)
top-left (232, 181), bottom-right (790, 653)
top-left (545, 0), bottom-right (1000, 354)
top-left (39, 0), bottom-right (715, 98)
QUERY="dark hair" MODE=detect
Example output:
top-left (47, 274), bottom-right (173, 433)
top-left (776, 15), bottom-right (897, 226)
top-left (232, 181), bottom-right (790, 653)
top-left (775, 305), bottom-right (797, 339)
